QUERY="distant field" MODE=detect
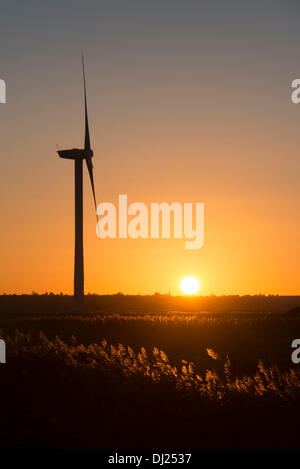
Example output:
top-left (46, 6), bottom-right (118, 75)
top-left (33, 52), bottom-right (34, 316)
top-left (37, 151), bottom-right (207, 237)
top-left (1, 309), bottom-right (300, 448)
top-left (0, 310), bottom-right (299, 372)
top-left (0, 293), bottom-right (299, 314)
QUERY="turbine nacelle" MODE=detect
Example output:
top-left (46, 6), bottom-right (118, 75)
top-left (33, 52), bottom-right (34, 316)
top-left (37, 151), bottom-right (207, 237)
top-left (58, 148), bottom-right (94, 160)
top-left (57, 55), bottom-right (97, 213)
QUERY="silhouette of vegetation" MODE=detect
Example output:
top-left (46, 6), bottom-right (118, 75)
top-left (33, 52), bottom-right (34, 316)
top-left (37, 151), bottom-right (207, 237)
top-left (1, 301), bottom-right (300, 448)
top-left (287, 306), bottom-right (300, 316)
top-left (3, 330), bottom-right (300, 400)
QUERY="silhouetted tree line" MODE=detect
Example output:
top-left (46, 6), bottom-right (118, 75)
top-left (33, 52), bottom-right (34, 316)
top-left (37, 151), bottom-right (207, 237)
top-left (0, 293), bottom-right (299, 315)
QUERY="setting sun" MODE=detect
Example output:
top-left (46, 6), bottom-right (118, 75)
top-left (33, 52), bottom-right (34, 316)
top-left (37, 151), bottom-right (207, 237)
top-left (180, 276), bottom-right (200, 295)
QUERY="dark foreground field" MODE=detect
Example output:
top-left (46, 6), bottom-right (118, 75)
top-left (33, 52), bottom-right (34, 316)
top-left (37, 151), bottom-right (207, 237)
top-left (1, 304), bottom-right (300, 448)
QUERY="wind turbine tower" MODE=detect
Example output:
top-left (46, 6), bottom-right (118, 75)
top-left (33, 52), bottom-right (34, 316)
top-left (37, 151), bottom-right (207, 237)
top-left (57, 56), bottom-right (97, 312)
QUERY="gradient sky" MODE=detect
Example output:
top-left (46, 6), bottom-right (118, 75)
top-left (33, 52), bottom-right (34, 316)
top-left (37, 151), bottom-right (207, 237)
top-left (0, 0), bottom-right (299, 295)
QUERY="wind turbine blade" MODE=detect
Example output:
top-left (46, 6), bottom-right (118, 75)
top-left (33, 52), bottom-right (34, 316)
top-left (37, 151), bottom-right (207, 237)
top-left (82, 54), bottom-right (91, 152)
top-left (85, 157), bottom-right (98, 218)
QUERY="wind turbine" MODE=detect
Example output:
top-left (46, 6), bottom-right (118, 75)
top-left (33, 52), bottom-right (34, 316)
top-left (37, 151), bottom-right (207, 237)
top-left (57, 56), bottom-right (97, 312)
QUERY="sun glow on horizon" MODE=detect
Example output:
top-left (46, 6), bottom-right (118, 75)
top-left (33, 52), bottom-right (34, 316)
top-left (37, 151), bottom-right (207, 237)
top-left (180, 276), bottom-right (200, 295)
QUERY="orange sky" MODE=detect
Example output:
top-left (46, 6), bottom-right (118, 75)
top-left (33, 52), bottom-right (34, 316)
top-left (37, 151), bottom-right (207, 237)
top-left (0, 1), bottom-right (299, 295)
